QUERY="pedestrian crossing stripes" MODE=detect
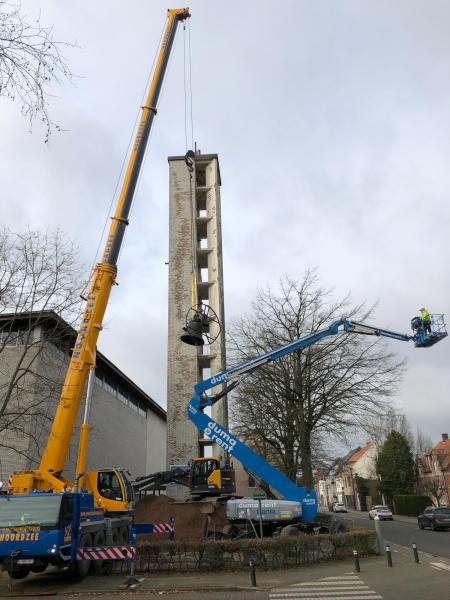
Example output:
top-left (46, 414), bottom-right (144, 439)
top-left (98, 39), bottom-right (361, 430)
top-left (269, 575), bottom-right (382, 599)
top-left (430, 562), bottom-right (450, 572)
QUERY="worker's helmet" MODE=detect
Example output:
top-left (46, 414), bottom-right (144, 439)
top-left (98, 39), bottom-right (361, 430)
top-left (419, 306), bottom-right (425, 310)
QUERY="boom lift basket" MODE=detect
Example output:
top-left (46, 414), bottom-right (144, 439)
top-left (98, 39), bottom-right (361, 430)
top-left (412, 313), bottom-right (448, 348)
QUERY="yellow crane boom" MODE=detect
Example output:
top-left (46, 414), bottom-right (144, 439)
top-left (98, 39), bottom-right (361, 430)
top-left (11, 8), bottom-right (190, 499)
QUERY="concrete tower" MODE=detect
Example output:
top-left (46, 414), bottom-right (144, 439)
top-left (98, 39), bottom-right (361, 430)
top-left (166, 152), bottom-right (227, 467)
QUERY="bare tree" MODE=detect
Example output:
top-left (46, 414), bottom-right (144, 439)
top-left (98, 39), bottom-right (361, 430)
top-left (414, 428), bottom-right (433, 456)
top-left (229, 272), bottom-right (405, 488)
top-left (0, 2), bottom-right (74, 140)
top-left (363, 408), bottom-right (414, 450)
top-left (0, 228), bottom-right (82, 467)
top-left (420, 476), bottom-right (448, 507)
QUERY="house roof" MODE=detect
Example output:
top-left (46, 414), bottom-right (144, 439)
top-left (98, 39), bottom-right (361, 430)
top-left (324, 448), bottom-right (361, 478)
top-left (434, 439), bottom-right (450, 453)
top-left (348, 443), bottom-right (372, 464)
top-left (433, 438), bottom-right (450, 471)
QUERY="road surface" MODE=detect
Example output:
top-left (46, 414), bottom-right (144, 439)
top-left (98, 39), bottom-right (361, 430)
top-left (336, 509), bottom-right (450, 558)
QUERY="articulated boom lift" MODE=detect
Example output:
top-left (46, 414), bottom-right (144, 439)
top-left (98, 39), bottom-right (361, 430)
top-left (188, 315), bottom-right (447, 521)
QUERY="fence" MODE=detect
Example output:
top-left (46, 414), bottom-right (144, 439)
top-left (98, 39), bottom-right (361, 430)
top-left (135, 529), bottom-right (376, 572)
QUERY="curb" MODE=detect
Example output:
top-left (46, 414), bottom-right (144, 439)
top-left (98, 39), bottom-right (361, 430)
top-left (1, 585), bottom-right (270, 597)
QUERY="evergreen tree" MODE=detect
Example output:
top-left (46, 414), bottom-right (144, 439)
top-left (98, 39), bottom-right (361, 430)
top-left (377, 431), bottom-right (416, 503)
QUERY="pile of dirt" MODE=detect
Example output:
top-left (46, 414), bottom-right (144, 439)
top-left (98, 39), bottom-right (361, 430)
top-left (134, 494), bottom-right (229, 542)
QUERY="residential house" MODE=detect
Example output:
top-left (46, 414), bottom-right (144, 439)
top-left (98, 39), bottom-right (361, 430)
top-left (315, 449), bottom-right (360, 509)
top-left (417, 433), bottom-right (450, 506)
top-left (339, 442), bottom-right (379, 510)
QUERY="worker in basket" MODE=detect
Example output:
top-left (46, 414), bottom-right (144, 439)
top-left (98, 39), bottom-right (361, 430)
top-left (419, 306), bottom-right (432, 334)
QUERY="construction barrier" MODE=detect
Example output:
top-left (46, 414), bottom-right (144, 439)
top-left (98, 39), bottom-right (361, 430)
top-left (135, 517), bottom-right (175, 539)
top-left (77, 546), bottom-right (136, 560)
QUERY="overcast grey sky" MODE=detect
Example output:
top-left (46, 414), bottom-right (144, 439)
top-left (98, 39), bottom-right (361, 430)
top-left (1, 0), bottom-right (449, 446)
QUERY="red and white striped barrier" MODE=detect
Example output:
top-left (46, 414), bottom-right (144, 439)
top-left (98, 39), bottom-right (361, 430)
top-left (76, 546), bottom-right (136, 561)
top-left (153, 523), bottom-right (174, 533)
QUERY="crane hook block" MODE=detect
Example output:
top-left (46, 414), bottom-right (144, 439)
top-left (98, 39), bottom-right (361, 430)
top-left (185, 150), bottom-right (195, 173)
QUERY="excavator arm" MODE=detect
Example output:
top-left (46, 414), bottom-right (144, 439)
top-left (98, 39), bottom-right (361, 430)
top-left (188, 316), bottom-right (447, 521)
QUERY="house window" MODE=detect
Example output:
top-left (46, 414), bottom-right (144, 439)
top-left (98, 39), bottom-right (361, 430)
top-left (248, 474), bottom-right (256, 488)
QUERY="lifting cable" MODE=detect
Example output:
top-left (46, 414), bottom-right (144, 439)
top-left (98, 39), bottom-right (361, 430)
top-left (185, 149), bottom-right (198, 308)
top-left (188, 20), bottom-right (195, 150)
top-left (183, 18), bottom-right (198, 309)
top-left (183, 19), bottom-right (195, 152)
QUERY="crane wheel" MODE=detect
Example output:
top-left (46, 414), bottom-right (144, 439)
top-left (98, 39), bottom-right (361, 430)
top-left (31, 564), bottom-right (48, 574)
top-left (92, 530), bottom-right (106, 574)
top-left (8, 566), bottom-right (31, 579)
top-left (74, 533), bottom-right (93, 578)
top-left (112, 528), bottom-right (120, 545)
top-left (119, 526), bottom-right (129, 546)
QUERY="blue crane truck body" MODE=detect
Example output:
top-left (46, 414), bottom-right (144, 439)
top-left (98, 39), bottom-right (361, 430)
top-left (0, 491), bottom-right (133, 578)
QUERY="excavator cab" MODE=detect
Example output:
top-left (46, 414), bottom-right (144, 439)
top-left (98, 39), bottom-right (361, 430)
top-left (189, 458), bottom-right (235, 497)
top-left (411, 313), bottom-right (448, 348)
top-left (84, 468), bottom-right (134, 513)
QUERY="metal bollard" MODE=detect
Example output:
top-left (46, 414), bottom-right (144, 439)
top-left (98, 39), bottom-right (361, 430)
top-left (353, 549), bottom-right (360, 573)
top-left (373, 515), bottom-right (385, 555)
top-left (9, 550), bottom-right (20, 593)
top-left (249, 560), bottom-right (257, 587)
top-left (412, 542), bottom-right (419, 564)
top-left (169, 516), bottom-right (175, 541)
top-left (386, 545), bottom-right (393, 567)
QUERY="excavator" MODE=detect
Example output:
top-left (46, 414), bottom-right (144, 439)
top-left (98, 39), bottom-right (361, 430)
top-left (0, 8), bottom-right (190, 579)
top-left (132, 459), bottom-right (236, 499)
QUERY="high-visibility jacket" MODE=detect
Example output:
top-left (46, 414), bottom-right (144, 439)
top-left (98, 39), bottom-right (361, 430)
top-left (420, 308), bottom-right (431, 322)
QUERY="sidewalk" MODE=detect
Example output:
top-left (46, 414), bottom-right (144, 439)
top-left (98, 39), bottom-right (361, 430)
top-left (1, 547), bottom-right (449, 598)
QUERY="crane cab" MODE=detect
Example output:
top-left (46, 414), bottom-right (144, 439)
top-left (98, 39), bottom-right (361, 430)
top-left (411, 314), bottom-right (448, 348)
top-left (189, 458), bottom-right (235, 497)
top-left (84, 468), bottom-right (133, 514)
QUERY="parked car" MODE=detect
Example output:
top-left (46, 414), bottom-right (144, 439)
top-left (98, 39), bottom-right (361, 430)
top-left (369, 505), bottom-right (394, 520)
top-left (418, 506), bottom-right (450, 531)
top-left (332, 502), bottom-right (348, 513)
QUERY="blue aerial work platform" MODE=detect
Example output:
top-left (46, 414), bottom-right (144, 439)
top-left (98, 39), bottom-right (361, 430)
top-left (187, 314), bottom-right (447, 522)
top-left (411, 314), bottom-right (448, 348)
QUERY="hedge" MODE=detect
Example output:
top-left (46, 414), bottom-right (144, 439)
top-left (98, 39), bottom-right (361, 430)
top-left (134, 530), bottom-right (376, 572)
top-left (393, 495), bottom-right (431, 517)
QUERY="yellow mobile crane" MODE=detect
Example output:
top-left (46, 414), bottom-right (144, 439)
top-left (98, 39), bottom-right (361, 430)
top-left (9, 8), bottom-right (191, 514)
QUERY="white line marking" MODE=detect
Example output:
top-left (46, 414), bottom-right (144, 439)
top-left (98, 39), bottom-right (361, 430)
top-left (292, 579), bottom-right (364, 587)
top-left (321, 576), bottom-right (361, 580)
top-left (271, 593), bottom-right (379, 597)
top-left (270, 596), bottom-right (382, 600)
top-left (288, 581), bottom-right (369, 592)
top-left (430, 562), bottom-right (450, 571)
top-left (272, 584), bottom-right (370, 596)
